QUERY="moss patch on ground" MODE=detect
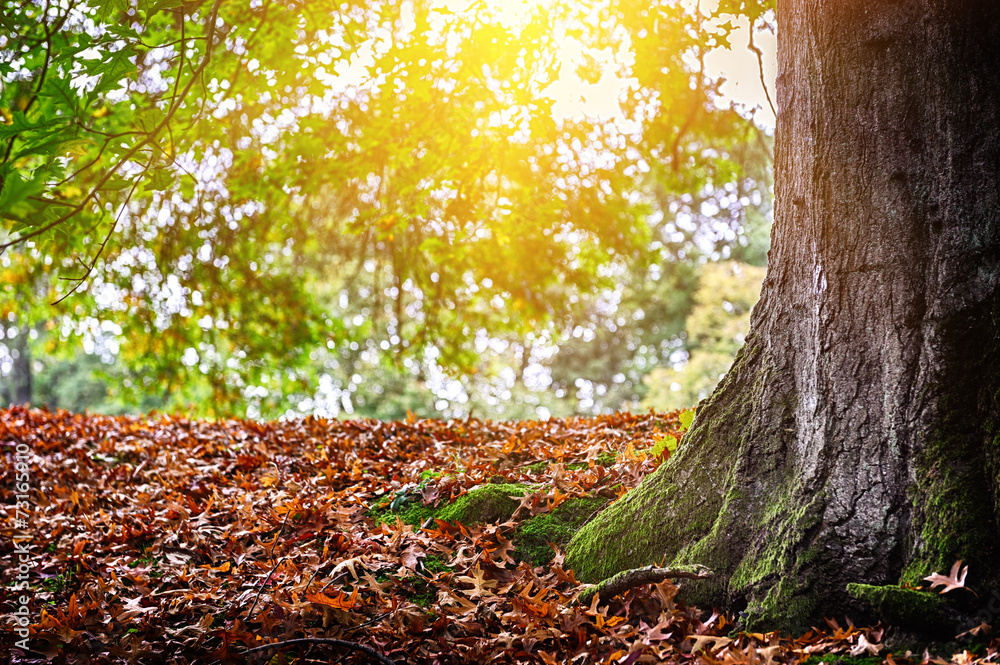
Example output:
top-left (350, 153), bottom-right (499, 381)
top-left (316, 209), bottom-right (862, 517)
top-left (437, 483), bottom-right (536, 525)
top-left (514, 495), bottom-right (611, 566)
top-left (371, 482), bottom-right (612, 566)
top-left (846, 583), bottom-right (958, 635)
top-left (371, 483), bottom-right (539, 528)
top-left (800, 656), bottom-right (884, 665)
top-left (368, 492), bottom-right (438, 527)
top-left (525, 452), bottom-right (618, 474)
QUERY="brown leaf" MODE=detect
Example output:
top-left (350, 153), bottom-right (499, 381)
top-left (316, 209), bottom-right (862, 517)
top-left (849, 634), bottom-right (882, 656)
top-left (456, 563), bottom-right (497, 599)
top-left (924, 560), bottom-right (969, 594)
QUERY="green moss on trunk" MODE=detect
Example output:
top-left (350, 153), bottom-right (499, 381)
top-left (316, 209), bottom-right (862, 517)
top-left (903, 397), bottom-right (1000, 587)
top-left (565, 343), bottom-right (795, 624)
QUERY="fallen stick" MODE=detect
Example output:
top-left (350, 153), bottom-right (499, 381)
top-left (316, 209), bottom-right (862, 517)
top-left (245, 637), bottom-right (396, 665)
top-left (576, 564), bottom-right (714, 606)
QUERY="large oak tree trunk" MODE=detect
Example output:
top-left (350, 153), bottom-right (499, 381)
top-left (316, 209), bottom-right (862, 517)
top-left (566, 0), bottom-right (1000, 630)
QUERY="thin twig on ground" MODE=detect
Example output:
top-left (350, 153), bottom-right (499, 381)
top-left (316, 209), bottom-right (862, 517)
top-left (245, 637), bottom-right (396, 665)
top-left (246, 508), bottom-right (293, 620)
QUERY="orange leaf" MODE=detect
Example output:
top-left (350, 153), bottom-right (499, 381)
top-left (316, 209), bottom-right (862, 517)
top-left (306, 588), bottom-right (358, 610)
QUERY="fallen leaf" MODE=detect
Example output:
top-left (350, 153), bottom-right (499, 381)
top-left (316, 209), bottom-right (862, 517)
top-left (924, 560), bottom-right (969, 594)
top-left (456, 563), bottom-right (497, 598)
top-left (849, 633), bottom-right (882, 656)
top-left (305, 588), bottom-right (359, 610)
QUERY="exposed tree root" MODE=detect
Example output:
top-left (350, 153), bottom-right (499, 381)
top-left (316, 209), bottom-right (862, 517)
top-left (576, 564), bottom-right (714, 606)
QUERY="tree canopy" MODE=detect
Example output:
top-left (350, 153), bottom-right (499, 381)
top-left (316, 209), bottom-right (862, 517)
top-left (1, 0), bottom-right (774, 416)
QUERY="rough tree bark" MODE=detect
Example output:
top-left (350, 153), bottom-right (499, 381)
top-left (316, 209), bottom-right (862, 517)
top-left (566, 0), bottom-right (1000, 631)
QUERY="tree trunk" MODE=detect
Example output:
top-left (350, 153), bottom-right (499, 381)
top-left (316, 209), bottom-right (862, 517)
top-left (566, 0), bottom-right (1000, 631)
top-left (3, 325), bottom-right (32, 407)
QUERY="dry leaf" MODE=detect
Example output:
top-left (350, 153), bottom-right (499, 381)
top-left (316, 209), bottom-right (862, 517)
top-left (924, 560), bottom-right (969, 594)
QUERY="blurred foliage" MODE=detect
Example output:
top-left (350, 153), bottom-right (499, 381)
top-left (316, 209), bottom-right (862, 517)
top-left (1, 0), bottom-right (773, 418)
top-left (641, 260), bottom-right (765, 412)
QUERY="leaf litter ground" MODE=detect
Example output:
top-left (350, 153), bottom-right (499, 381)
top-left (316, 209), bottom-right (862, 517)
top-left (1, 407), bottom-right (996, 664)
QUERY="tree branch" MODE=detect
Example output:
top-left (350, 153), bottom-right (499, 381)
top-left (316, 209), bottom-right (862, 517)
top-left (0, 0), bottom-right (225, 254)
top-left (51, 156), bottom-right (151, 304)
top-left (747, 20), bottom-right (775, 118)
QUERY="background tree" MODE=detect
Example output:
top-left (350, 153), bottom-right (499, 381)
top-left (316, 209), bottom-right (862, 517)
top-left (567, 0), bottom-right (1000, 631)
top-left (641, 260), bottom-right (765, 411)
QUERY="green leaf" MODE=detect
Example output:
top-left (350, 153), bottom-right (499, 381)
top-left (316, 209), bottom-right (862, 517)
top-left (138, 0), bottom-right (187, 18)
top-left (0, 171), bottom-right (47, 221)
top-left (100, 174), bottom-right (133, 191)
top-left (148, 166), bottom-right (173, 192)
top-left (13, 136), bottom-right (70, 161)
top-left (91, 49), bottom-right (138, 96)
top-left (0, 112), bottom-right (58, 139)
top-left (678, 409), bottom-right (696, 431)
top-left (137, 107), bottom-right (167, 134)
top-left (94, 0), bottom-right (129, 22)
top-left (649, 435), bottom-right (678, 458)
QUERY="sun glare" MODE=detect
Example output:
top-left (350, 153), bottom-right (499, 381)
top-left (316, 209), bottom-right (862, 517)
top-left (490, 0), bottom-right (543, 27)
top-left (434, 0), bottom-right (630, 122)
top-left (438, 0), bottom-right (774, 127)
top-left (324, 0), bottom-right (773, 133)
top-left (441, 0), bottom-right (550, 28)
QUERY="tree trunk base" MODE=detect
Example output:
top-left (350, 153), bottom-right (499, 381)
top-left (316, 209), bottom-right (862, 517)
top-left (567, 326), bottom-right (1000, 632)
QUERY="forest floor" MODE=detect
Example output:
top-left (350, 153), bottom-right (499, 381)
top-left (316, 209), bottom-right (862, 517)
top-left (0, 406), bottom-right (996, 664)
